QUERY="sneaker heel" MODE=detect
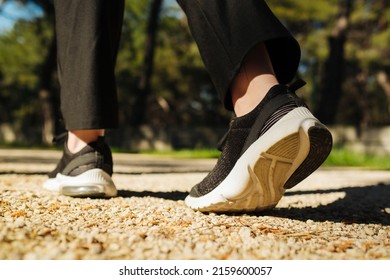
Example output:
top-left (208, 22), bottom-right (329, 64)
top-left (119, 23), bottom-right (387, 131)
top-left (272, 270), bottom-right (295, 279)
top-left (284, 122), bottom-right (333, 189)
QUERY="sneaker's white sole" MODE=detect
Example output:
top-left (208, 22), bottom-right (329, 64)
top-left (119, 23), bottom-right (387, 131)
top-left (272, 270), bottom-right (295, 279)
top-left (43, 169), bottom-right (117, 198)
top-left (185, 107), bottom-right (333, 212)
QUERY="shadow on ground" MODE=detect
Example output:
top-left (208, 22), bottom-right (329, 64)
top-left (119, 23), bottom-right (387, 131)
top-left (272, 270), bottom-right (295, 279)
top-left (118, 184), bottom-right (390, 225)
top-left (268, 184), bottom-right (390, 225)
top-left (117, 190), bottom-right (188, 201)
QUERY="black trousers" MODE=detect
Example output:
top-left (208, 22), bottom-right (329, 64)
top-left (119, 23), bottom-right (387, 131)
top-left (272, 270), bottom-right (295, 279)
top-left (54, 0), bottom-right (300, 130)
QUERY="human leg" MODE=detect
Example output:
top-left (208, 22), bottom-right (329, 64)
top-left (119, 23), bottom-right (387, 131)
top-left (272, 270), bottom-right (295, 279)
top-left (44, 0), bottom-right (125, 197)
top-left (177, 0), bottom-right (301, 110)
top-left (178, 0), bottom-right (332, 212)
top-left (230, 42), bottom-right (279, 117)
top-left (55, 0), bottom-right (123, 130)
top-left (67, 130), bottom-right (105, 154)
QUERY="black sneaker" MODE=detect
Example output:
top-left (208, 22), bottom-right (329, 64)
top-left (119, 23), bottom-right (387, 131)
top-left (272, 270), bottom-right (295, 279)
top-left (185, 80), bottom-right (333, 212)
top-left (43, 135), bottom-right (117, 197)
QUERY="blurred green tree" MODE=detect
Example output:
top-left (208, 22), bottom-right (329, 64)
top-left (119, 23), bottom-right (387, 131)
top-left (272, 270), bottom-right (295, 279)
top-left (0, 0), bottom-right (389, 147)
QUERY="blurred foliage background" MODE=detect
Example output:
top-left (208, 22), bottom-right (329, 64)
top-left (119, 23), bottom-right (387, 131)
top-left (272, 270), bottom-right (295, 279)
top-left (0, 0), bottom-right (389, 151)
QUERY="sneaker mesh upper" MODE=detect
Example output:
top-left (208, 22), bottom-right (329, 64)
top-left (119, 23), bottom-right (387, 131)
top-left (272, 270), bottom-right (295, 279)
top-left (190, 84), bottom-right (306, 197)
top-left (48, 136), bottom-right (113, 178)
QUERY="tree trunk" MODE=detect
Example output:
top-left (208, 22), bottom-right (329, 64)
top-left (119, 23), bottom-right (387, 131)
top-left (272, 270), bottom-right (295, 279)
top-left (316, 0), bottom-right (353, 124)
top-left (375, 1), bottom-right (390, 113)
top-left (34, 0), bottom-right (60, 144)
top-left (377, 71), bottom-right (390, 113)
top-left (355, 70), bottom-right (370, 134)
top-left (38, 35), bottom-right (57, 144)
top-left (130, 0), bottom-right (163, 126)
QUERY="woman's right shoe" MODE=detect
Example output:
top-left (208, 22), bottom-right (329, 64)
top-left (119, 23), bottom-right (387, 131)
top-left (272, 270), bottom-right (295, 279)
top-left (185, 82), bottom-right (333, 213)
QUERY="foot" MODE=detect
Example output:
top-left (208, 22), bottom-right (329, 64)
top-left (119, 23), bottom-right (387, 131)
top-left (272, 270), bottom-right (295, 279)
top-left (185, 81), bottom-right (333, 212)
top-left (43, 135), bottom-right (117, 198)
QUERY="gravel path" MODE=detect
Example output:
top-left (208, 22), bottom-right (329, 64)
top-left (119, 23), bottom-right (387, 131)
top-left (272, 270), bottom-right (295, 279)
top-left (0, 149), bottom-right (389, 260)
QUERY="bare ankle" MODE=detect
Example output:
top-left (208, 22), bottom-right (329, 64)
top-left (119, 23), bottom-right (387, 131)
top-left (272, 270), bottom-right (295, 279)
top-left (67, 130), bottom-right (105, 153)
top-left (233, 75), bottom-right (278, 116)
top-left (231, 42), bottom-right (278, 117)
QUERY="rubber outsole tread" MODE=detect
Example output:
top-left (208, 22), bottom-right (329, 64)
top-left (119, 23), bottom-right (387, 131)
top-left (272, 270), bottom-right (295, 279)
top-left (284, 125), bottom-right (333, 189)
